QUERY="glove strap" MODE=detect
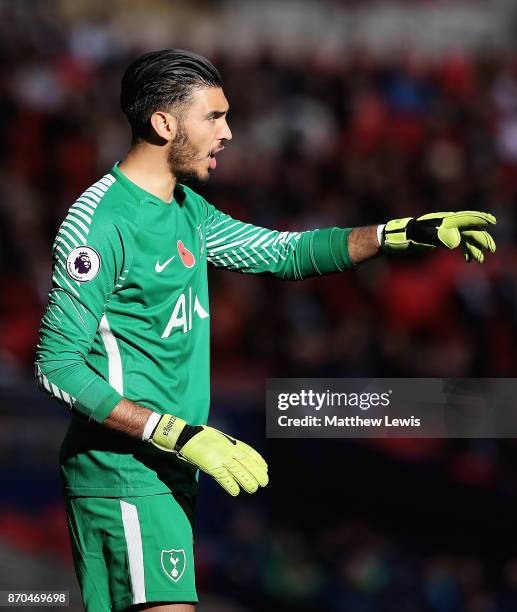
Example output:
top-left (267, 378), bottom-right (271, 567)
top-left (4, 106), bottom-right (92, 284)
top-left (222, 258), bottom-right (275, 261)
top-left (176, 424), bottom-right (204, 450)
top-left (382, 217), bottom-right (413, 251)
top-left (150, 414), bottom-right (187, 453)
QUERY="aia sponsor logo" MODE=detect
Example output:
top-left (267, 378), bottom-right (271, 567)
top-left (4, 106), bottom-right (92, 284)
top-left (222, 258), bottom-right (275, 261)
top-left (177, 240), bottom-right (195, 268)
top-left (161, 286), bottom-right (209, 337)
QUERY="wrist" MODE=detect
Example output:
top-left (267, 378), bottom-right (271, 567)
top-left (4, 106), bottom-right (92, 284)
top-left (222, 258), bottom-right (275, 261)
top-left (376, 224), bottom-right (385, 247)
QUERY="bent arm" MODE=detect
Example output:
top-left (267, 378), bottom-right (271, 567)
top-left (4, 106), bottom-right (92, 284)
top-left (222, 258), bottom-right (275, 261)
top-left (103, 397), bottom-right (154, 439)
top-left (36, 217), bottom-right (127, 422)
top-left (36, 203), bottom-right (188, 443)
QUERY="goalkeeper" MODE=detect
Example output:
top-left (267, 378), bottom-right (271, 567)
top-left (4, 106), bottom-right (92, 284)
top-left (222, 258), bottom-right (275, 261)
top-left (35, 49), bottom-right (496, 612)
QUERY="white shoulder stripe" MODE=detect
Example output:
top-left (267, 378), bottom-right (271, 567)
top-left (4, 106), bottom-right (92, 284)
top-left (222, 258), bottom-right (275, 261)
top-left (58, 228), bottom-right (80, 248)
top-left (77, 196), bottom-right (98, 209)
top-left (90, 185), bottom-right (107, 198)
top-left (97, 174), bottom-right (115, 188)
top-left (97, 178), bottom-right (112, 189)
top-left (50, 173), bottom-right (116, 299)
top-left (82, 190), bottom-right (101, 203)
top-left (61, 221), bottom-right (86, 245)
top-left (55, 236), bottom-right (73, 255)
top-left (67, 209), bottom-right (91, 227)
top-left (91, 179), bottom-right (109, 192)
top-left (71, 201), bottom-right (95, 216)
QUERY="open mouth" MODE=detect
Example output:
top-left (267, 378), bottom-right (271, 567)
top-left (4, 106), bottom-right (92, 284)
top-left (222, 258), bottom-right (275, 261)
top-left (209, 146), bottom-right (224, 158)
top-left (208, 146), bottom-right (224, 169)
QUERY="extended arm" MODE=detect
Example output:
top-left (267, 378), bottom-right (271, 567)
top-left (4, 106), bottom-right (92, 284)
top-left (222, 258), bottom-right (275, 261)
top-left (203, 201), bottom-right (354, 279)
top-left (202, 200), bottom-right (496, 276)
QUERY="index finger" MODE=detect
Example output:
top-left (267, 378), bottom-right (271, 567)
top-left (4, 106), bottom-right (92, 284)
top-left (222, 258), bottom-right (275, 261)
top-left (443, 211), bottom-right (497, 229)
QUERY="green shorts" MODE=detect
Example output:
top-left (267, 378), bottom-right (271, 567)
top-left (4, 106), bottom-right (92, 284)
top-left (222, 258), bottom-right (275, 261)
top-left (65, 493), bottom-right (198, 611)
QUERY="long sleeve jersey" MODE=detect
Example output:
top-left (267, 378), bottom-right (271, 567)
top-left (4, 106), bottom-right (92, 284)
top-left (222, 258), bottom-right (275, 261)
top-left (35, 163), bottom-right (353, 497)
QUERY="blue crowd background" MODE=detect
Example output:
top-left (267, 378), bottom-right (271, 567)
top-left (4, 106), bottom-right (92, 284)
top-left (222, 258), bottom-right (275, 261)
top-left (0, 1), bottom-right (516, 611)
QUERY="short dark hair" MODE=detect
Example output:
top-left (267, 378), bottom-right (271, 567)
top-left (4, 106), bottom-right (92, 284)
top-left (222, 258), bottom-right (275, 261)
top-left (120, 49), bottom-right (222, 141)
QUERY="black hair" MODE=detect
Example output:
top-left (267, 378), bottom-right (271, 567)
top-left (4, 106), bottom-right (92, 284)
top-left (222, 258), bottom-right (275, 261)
top-left (120, 49), bottom-right (222, 142)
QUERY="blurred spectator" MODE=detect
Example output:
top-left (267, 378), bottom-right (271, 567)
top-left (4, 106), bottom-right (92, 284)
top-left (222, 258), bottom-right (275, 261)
top-left (1, 2), bottom-right (517, 611)
top-left (0, 18), bottom-right (514, 379)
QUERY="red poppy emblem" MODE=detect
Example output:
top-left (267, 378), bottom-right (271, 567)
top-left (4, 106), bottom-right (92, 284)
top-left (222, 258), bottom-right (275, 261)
top-left (177, 240), bottom-right (196, 268)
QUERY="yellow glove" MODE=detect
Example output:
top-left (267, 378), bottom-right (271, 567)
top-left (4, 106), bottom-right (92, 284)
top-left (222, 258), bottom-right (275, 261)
top-left (150, 414), bottom-right (268, 496)
top-left (382, 211), bottom-right (496, 263)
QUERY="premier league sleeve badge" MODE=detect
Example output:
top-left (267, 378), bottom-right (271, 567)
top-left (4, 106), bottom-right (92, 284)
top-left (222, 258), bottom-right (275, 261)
top-left (66, 246), bottom-right (101, 283)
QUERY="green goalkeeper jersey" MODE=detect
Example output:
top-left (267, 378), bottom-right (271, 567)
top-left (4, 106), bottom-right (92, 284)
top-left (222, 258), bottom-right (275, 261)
top-left (35, 163), bottom-right (353, 497)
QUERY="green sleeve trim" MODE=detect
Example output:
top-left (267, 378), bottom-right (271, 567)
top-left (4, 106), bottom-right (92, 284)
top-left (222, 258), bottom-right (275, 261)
top-left (331, 226), bottom-right (354, 269)
top-left (308, 227), bottom-right (353, 275)
top-left (75, 378), bottom-right (123, 422)
top-left (37, 356), bottom-right (124, 423)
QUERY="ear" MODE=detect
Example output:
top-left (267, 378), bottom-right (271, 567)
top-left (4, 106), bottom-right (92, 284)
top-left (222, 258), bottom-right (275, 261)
top-left (149, 111), bottom-right (177, 142)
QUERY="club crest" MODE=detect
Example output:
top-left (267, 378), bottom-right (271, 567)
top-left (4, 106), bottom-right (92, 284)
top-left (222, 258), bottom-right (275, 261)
top-left (161, 549), bottom-right (186, 583)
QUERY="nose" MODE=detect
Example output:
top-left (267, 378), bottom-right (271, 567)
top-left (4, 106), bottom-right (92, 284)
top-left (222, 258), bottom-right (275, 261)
top-left (219, 119), bottom-right (232, 142)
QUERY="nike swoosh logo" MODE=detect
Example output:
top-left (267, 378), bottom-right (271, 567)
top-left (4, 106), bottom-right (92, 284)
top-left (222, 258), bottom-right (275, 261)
top-left (155, 256), bottom-right (175, 273)
top-left (221, 433), bottom-right (237, 445)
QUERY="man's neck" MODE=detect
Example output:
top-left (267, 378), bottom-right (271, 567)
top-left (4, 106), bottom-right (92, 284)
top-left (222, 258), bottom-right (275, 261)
top-left (118, 143), bottom-right (176, 203)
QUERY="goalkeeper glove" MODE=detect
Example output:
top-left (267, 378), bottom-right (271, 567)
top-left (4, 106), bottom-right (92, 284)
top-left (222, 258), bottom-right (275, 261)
top-left (149, 414), bottom-right (268, 496)
top-left (381, 211), bottom-right (496, 263)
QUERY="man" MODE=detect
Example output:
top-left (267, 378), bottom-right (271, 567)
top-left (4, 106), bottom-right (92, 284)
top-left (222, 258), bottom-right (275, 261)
top-left (35, 49), bottom-right (496, 611)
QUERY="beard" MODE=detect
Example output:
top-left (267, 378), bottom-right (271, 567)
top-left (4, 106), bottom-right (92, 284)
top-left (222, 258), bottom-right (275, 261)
top-left (167, 121), bottom-right (209, 186)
